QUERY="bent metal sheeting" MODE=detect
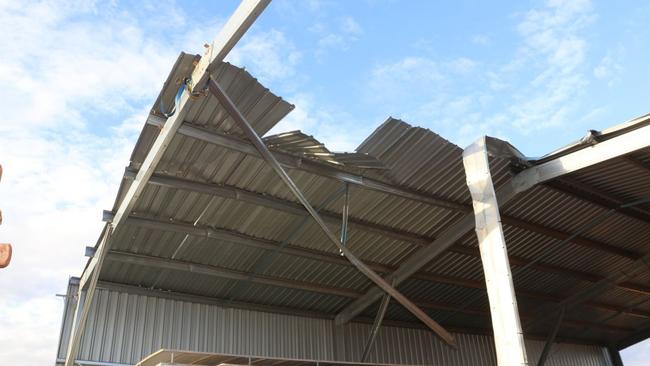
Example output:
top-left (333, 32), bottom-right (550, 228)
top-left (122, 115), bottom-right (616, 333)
top-left (88, 50), bottom-right (650, 351)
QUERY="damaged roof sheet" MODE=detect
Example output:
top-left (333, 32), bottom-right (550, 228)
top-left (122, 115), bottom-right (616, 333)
top-left (93, 52), bottom-right (650, 348)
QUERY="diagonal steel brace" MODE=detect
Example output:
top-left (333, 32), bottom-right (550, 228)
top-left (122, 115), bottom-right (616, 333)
top-left (207, 77), bottom-right (456, 347)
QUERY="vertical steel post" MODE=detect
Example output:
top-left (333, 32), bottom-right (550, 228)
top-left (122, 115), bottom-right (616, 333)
top-left (536, 306), bottom-right (565, 366)
top-left (361, 292), bottom-right (391, 362)
top-left (608, 347), bottom-right (624, 366)
top-left (63, 3), bottom-right (271, 365)
top-left (207, 77), bottom-right (456, 347)
top-left (340, 183), bottom-right (350, 256)
top-left (463, 137), bottom-right (528, 365)
top-left (64, 228), bottom-right (110, 366)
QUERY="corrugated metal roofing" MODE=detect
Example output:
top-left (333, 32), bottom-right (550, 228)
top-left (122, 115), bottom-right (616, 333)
top-left (92, 51), bottom-right (650, 348)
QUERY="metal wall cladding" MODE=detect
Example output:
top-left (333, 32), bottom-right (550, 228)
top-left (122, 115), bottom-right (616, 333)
top-left (58, 281), bottom-right (613, 366)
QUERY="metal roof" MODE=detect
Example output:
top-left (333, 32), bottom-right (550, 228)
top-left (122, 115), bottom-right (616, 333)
top-left (93, 51), bottom-right (650, 349)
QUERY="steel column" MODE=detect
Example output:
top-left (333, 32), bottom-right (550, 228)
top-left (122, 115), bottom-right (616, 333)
top-left (361, 293), bottom-right (391, 362)
top-left (64, 227), bottom-right (110, 366)
top-left (340, 183), bottom-right (350, 256)
top-left (536, 306), bottom-right (565, 366)
top-left (463, 137), bottom-right (528, 365)
top-left (63, 2), bottom-right (271, 365)
top-left (608, 347), bottom-right (624, 366)
top-left (207, 77), bottom-right (456, 347)
top-left (336, 115), bottom-right (650, 327)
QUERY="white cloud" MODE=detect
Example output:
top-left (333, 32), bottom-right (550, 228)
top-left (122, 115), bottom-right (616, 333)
top-left (368, 57), bottom-right (444, 102)
top-left (506, 0), bottom-right (594, 131)
top-left (227, 30), bottom-right (302, 84)
top-left (311, 15), bottom-right (364, 57)
top-left (593, 51), bottom-right (623, 86)
top-left (0, 2), bottom-right (184, 365)
top-left (267, 93), bottom-right (368, 152)
top-left (340, 16), bottom-right (363, 36)
top-left (364, 0), bottom-right (596, 146)
top-left (0, 1), bottom-right (299, 365)
top-left (471, 34), bottom-right (491, 46)
top-left (0, 1), bottom-right (306, 364)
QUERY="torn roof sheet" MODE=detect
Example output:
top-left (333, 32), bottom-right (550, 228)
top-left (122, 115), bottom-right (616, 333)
top-left (93, 51), bottom-right (650, 348)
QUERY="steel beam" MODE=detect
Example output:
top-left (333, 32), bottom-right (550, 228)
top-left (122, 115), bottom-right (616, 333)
top-left (63, 2), bottom-right (271, 366)
top-left (144, 118), bottom-right (641, 261)
top-left (615, 322), bottom-right (650, 350)
top-left (109, 250), bottom-right (361, 298)
top-left (105, 250), bottom-right (632, 334)
top-left (121, 168), bottom-right (650, 295)
top-left (147, 114), bottom-right (467, 213)
top-left (218, 85), bottom-right (456, 342)
top-left (361, 293), bottom-right (391, 362)
top-left (123, 168), bottom-right (430, 246)
top-left (536, 307), bottom-right (565, 366)
top-left (501, 215), bottom-right (640, 260)
top-left (114, 214), bottom-right (650, 319)
top-left (608, 347), bottom-right (624, 366)
top-left (93, 279), bottom-right (609, 346)
top-left (334, 209), bottom-right (501, 325)
top-left (448, 245), bottom-right (650, 296)
top-left (64, 228), bottom-right (109, 366)
top-left (336, 119), bottom-right (650, 326)
top-left (548, 178), bottom-right (650, 225)
top-left (511, 122), bottom-right (650, 194)
top-left (524, 252), bottom-right (650, 332)
top-left (463, 137), bottom-right (528, 365)
top-left (208, 77), bottom-right (456, 346)
top-left (340, 183), bottom-right (350, 255)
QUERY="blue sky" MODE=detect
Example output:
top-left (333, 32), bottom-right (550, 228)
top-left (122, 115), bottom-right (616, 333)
top-left (0, 0), bottom-right (648, 365)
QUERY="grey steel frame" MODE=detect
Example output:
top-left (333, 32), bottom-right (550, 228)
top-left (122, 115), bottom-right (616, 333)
top-left (207, 77), bottom-right (456, 347)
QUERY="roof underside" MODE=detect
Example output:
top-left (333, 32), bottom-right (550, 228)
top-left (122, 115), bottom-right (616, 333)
top-left (96, 52), bottom-right (650, 349)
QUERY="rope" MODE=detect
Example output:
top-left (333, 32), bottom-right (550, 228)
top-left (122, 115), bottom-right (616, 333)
top-left (159, 78), bottom-right (208, 118)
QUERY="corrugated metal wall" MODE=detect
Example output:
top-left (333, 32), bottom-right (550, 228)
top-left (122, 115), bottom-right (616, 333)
top-left (57, 281), bottom-right (613, 366)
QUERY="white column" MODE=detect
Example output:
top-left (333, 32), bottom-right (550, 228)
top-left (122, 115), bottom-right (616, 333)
top-left (463, 137), bottom-right (528, 366)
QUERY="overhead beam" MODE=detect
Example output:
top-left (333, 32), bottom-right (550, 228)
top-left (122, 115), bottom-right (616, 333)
top-left (94, 279), bottom-right (610, 346)
top-left (608, 347), bottom-right (624, 366)
top-left (64, 2), bottom-right (271, 366)
top-left (547, 178), bottom-right (650, 225)
top-left (122, 168), bottom-right (431, 245)
top-left (115, 215), bottom-right (650, 319)
top-left (144, 118), bottom-right (639, 261)
top-left (360, 293), bottom-right (391, 362)
top-left (105, 250), bottom-right (632, 334)
top-left (615, 322), bottom-right (650, 350)
top-left (109, 250), bottom-right (361, 298)
top-left (511, 122), bottom-right (650, 194)
top-left (146, 115), bottom-right (468, 213)
top-left (524, 252), bottom-right (650, 332)
top-left (207, 77), bottom-right (456, 346)
top-left (121, 169), bottom-right (650, 295)
top-left (500, 215), bottom-right (640, 260)
top-left (336, 120), bottom-right (650, 326)
top-left (448, 245), bottom-right (650, 296)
